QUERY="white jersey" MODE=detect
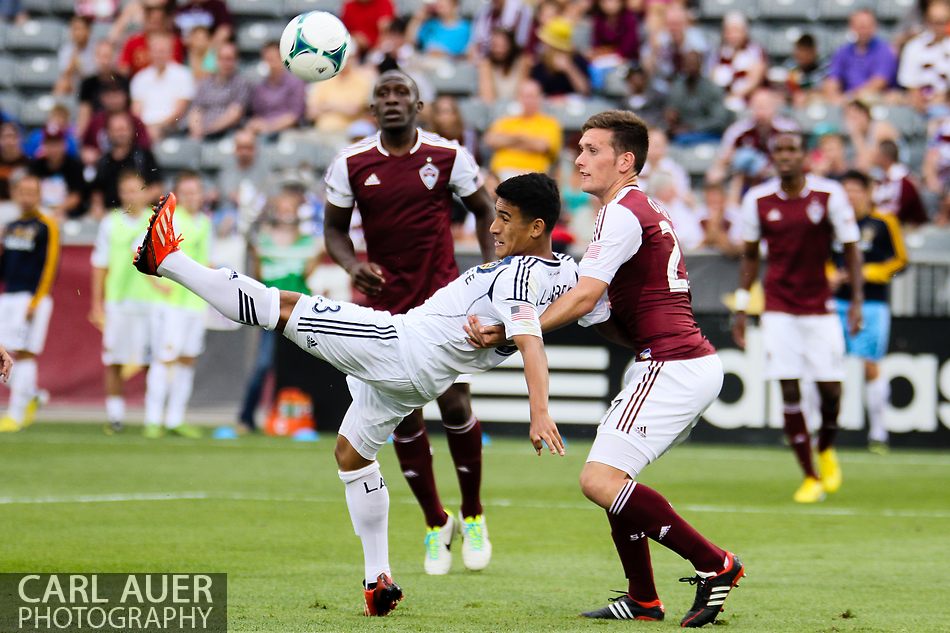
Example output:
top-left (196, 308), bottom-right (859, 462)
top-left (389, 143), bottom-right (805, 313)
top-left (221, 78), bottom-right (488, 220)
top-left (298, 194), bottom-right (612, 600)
top-left (397, 253), bottom-right (610, 400)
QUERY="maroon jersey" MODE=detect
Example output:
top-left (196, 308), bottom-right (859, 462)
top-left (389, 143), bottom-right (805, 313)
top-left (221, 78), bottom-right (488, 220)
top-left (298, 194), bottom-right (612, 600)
top-left (578, 185), bottom-right (715, 361)
top-left (325, 129), bottom-right (483, 314)
top-left (741, 174), bottom-right (860, 315)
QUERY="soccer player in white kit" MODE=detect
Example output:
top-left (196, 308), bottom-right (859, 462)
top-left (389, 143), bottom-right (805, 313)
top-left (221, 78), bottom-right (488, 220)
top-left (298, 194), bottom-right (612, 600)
top-left (467, 111), bottom-right (743, 628)
top-left (133, 173), bottom-right (595, 616)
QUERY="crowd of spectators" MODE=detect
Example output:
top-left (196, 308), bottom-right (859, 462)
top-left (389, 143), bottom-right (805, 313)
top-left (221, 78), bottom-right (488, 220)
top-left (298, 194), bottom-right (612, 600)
top-left (2, 0), bottom-right (950, 258)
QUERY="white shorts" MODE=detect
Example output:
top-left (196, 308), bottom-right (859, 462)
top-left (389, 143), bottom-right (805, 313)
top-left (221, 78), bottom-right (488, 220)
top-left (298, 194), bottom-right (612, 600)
top-left (0, 292), bottom-right (53, 354)
top-left (283, 294), bottom-right (431, 461)
top-left (587, 354), bottom-right (723, 478)
top-left (761, 311), bottom-right (845, 381)
top-left (102, 302), bottom-right (152, 366)
top-left (152, 306), bottom-right (207, 362)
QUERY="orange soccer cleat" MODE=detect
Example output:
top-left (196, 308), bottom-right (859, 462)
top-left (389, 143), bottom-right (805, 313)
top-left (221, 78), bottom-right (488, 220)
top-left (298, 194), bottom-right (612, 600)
top-left (133, 192), bottom-right (181, 276)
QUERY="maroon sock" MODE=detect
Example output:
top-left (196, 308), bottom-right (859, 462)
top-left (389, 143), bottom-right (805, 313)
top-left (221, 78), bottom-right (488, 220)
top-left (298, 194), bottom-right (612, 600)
top-left (607, 510), bottom-right (659, 603)
top-left (817, 399), bottom-right (840, 453)
top-left (610, 481), bottom-right (726, 573)
top-left (392, 427), bottom-right (448, 528)
top-left (784, 404), bottom-right (818, 478)
top-left (444, 415), bottom-right (483, 518)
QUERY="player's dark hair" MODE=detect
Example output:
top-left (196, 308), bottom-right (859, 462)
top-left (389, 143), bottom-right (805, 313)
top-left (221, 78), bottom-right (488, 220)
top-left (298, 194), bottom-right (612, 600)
top-left (847, 99), bottom-right (871, 117)
top-left (767, 131), bottom-right (805, 154)
top-left (841, 169), bottom-right (872, 189)
top-left (582, 110), bottom-right (649, 174)
top-left (375, 69), bottom-right (420, 102)
top-left (495, 173), bottom-right (561, 234)
top-left (879, 139), bottom-right (900, 162)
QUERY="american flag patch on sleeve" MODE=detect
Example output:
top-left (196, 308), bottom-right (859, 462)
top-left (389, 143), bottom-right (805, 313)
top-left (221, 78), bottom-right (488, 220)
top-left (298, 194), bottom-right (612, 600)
top-left (585, 244), bottom-right (602, 260)
top-left (510, 305), bottom-right (537, 321)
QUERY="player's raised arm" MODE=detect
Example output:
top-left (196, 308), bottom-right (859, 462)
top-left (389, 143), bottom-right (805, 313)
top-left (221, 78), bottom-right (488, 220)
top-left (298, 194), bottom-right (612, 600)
top-left (512, 333), bottom-right (563, 456)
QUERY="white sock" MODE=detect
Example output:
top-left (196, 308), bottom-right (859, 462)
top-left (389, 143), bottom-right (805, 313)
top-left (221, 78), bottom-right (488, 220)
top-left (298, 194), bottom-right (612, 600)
top-left (106, 395), bottom-right (125, 424)
top-left (165, 364), bottom-right (194, 429)
top-left (339, 462), bottom-right (391, 586)
top-left (866, 377), bottom-right (890, 444)
top-left (7, 358), bottom-right (37, 423)
top-left (145, 363), bottom-right (169, 426)
top-left (158, 251), bottom-right (280, 330)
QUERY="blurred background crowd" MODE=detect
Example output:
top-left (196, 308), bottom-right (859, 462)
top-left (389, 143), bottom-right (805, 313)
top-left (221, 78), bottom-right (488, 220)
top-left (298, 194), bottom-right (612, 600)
top-left (3, 0), bottom-right (950, 259)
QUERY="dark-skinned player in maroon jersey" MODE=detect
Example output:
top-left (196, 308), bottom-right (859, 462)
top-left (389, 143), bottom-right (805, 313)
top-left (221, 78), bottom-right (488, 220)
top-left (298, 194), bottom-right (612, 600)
top-left (466, 111), bottom-right (743, 628)
top-left (323, 70), bottom-right (497, 575)
top-left (733, 132), bottom-right (863, 504)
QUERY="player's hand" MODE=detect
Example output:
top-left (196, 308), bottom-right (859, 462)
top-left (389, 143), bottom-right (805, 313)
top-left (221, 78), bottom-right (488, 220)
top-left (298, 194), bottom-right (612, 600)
top-left (848, 302), bottom-right (863, 336)
top-left (464, 315), bottom-right (508, 348)
top-left (88, 304), bottom-right (106, 331)
top-left (732, 312), bottom-right (747, 350)
top-left (0, 346), bottom-right (12, 383)
top-left (529, 411), bottom-right (564, 456)
top-left (348, 262), bottom-right (386, 296)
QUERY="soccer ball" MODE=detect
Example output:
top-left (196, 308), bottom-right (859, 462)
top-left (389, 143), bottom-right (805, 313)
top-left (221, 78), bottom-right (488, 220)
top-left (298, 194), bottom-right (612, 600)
top-left (279, 11), bottom-right (351, 83)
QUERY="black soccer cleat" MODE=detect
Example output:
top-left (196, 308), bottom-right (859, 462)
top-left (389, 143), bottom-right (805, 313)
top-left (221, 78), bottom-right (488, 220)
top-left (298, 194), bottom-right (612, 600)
top-left (581, 592), bottom-right (665, 621)
top-left (363, 573), bottom-right (403, 616)
top-left (679, 552), bottom-right (745, 628)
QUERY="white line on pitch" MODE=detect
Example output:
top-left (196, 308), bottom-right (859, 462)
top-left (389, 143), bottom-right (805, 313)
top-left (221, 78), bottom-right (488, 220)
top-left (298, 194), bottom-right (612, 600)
top-left (2, 491), bottom-right (949, 520)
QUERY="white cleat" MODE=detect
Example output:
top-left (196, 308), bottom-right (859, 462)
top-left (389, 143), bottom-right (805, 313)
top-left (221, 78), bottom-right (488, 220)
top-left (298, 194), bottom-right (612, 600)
top-left (423, 514), bottom-right (457, 575)
top-left (460, 513), bottom-right (492, 571)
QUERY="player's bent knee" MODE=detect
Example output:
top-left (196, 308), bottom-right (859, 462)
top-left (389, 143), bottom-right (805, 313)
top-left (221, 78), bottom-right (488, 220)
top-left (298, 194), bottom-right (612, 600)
top-left (334, 434), bottom-right (372, 471)
top-left (275, 291), bottom-right (303, 334)
top-left (579, 464), bottom-right (627, 509)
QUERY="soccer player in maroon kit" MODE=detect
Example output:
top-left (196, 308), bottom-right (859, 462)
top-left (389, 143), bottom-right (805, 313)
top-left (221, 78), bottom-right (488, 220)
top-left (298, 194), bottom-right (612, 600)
top-left (733, 132), bottom-right (863, 503)
top-left (468, 110), bottom-right (743, 627)
top-left (323, 70), bottom-right (497, 574)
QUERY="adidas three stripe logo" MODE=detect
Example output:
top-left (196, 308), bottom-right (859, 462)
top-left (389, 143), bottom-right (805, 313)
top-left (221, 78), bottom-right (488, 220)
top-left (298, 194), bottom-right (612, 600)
top-left (238, 289), bottom-right (259, 326)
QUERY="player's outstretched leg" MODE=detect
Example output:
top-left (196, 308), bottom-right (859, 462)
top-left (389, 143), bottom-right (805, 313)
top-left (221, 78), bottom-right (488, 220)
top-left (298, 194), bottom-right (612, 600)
top-left (581, 465), bottom-right (743, 628)
top-left (335, 435), bottom-right (402, 616)
top-left (392, 412), bottom-right (456, 575)
top-left (779, 380), bottom-right (824, 503)
top-left (438, 384), bottom-right (491, 571)
top-left (816, 381), bottom-right (843, 494)
top-left (133, 192), bottom-right (281, 332)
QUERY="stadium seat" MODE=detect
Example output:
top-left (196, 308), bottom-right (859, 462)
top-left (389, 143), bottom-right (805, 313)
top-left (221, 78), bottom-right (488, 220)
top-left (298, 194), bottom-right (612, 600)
top-left (756, 25), bottom-right (803, 58)
top-left (18, 95), bottom-right (75, 128)
top-left (0, 58), bottom-right (14, 91)
top-left (878, 0), bottom-right (915, 21)
top-left (284, 0), bottom-right (342, 14)
top-left (603, 66), bottom-right (628, 99)
top-left (261, 136), bottom-right (336, 170)
top-left (818, 0), bottom-right (872, 21)
top-left (154, 137), bottom-right (203, 170)
top-left (757, 0), bottom-right (817, 20)
top-left (5, 19), bottom-right (65, 52)
top-left (544, 96), bottom-right (617, 131)
top-left (872, 104), bottom-right (927, 138)
top-left (459, 0), bottom-right (485, 18)
top-left (20, 0), bottom-right (52, 14)
top-left (790, 102), bottom-right (843, 134)
top-left (236, 21), bottom-right (284, 55)
top-left (699, 0), bottom-right (758, 21)
top-left (11, 55), bottom-right (60, 91)
top-left (458, 97), bottom-right (491, 131)
top-left (200, 137), bottom-right (236, 171)
top-left (49, 0), bottom-right (76, 16)
top-left (815, 26), bottom-right (850, 56)
top-left (394, 0), bottom-right (423, 16)
top-left (668, 142), bottom-right (718, 177)
top-left (429, 61), bottom-right (478, 96)
top-left (571, 18), bottom-right (593, 54)
top-left (229, 0), bottom-right (284, 17)
top-left (0, 93), bottom-right (22, 120)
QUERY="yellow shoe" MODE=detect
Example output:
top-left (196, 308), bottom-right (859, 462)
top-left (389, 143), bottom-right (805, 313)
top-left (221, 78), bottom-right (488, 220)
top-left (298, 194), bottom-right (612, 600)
top-left (818, 448), bottom-right (842, 493)
top-left (22, 390), bottom-right (47, 428)
top-left (0, 416), bottom-right (21, 432)
top-left (793, 476), bottom-right (825, 503)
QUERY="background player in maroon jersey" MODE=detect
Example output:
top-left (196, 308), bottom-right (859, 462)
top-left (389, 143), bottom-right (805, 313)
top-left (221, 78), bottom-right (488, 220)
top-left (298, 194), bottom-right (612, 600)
top-left (733, 132), bottom-right (864, 504)
top-left (323, 70), bottom-right (497, 574)
top-left (466, 111), bottom-right (743, 628)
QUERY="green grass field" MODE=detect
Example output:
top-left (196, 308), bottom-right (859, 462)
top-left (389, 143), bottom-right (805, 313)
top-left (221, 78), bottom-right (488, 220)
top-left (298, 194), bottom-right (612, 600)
top-left (1, 423), bottom-right (949, 633)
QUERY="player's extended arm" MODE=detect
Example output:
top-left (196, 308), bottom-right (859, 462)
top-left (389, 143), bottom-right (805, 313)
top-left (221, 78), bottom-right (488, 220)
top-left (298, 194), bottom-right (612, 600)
top-left (89, 266), bottom-right (107, 330)
top-left (461, 187), bottom-right (496, 263)
top-left (843, 241), bottom-right (864, 335)
top-left (323, 201), bottom-right (385, 295)
top-left (512, 333), bottom-right (564, 456)
top-left (732, 240), bottom-right (760, 350)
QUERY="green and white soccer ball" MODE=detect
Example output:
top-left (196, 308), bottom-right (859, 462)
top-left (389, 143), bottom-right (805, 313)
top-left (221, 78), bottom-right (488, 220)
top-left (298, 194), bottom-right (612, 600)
top-left (280, 11), bottom-right (351, 83)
